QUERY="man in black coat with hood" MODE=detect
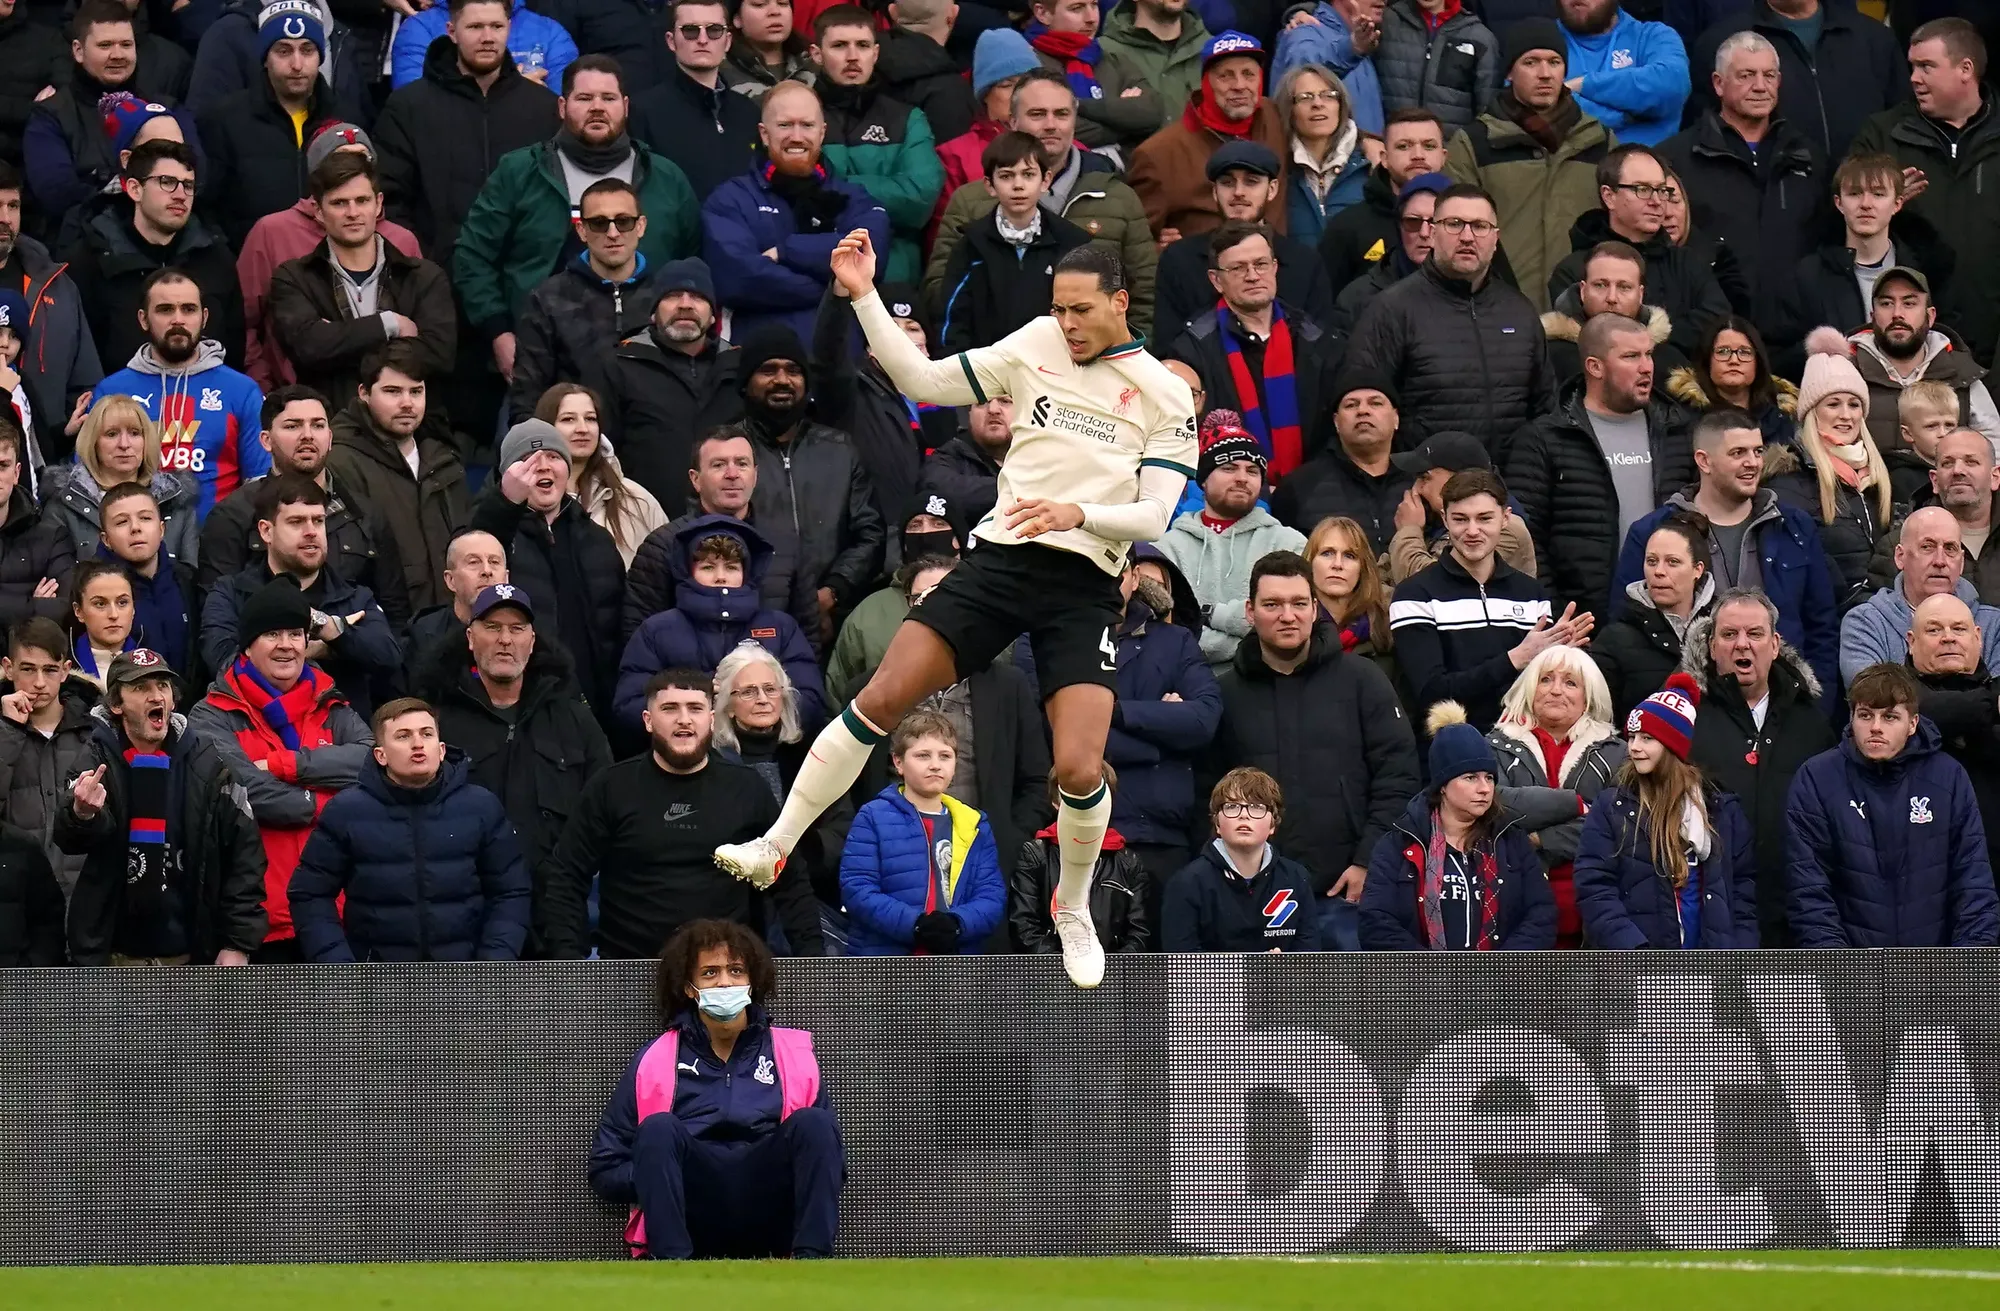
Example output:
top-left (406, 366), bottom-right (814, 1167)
top-left (877, 1), bottom-right (975, 144)
top-left (1546, 144), bottom-right (1731, 357)
top-left (812, 280), bottom-right (954, 531)
top-left (600, 263), bottom-right (744, 505)
top-left (1208, 551), bottom-right (1420, 934)
top-left (1683, 591), bottom-right (1835, 948)
top-left (416, 581), bottom-right (612, 955)
top-left (373, 9), bottom-right (559, 267)
top-left (628, 0), bottom-right (760, 202)
top-left (1317, 107), bottom-right (1449, 302)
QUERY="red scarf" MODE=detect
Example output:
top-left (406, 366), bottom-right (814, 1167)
top-left (1218, 300), bottom-right (1301, 474)
top-left (1183, 70), bottom-right (1259, 138)
top-left (1530, 725), bottom-right (1584, 948)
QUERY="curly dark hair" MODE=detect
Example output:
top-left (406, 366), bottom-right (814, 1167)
top-left (655, 919), bottom-right (777, 1022)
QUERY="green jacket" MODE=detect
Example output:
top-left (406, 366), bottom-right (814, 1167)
top-left (926, 152), bottom-right (1157, 337)
top-left (827, 585), bottom-right (910, 706)
top-left (1445, 105), bottom-right (1614, 313)
top-left (451, 138), bottom-right (700, 337)
top-left (820, 90), bottom-right (945, 286)
top-left (1097, 8), bottom-right (1210, 125)
top-left (1036, 49), bottom-right (1164, 153)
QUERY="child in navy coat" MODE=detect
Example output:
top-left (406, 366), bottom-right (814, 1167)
top-left (840, 710), bottom-right (1005, 955)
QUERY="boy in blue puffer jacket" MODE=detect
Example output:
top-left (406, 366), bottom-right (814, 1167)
top-left (615, 516), bottom-right (825, 731)
top-left (840, 710), bottom-right (1004, 955)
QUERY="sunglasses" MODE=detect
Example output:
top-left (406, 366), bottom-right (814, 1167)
top-left (677, 22), bottom-right (728, 39)
top-left (580, 214), bottom-right (641, 233)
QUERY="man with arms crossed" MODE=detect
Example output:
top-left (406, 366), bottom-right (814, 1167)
top-left (715, 228), bottom-right (1195, 988)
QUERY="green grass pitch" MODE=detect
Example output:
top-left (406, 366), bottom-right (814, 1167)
top-left (8, 1251), bottom-right (2000, 1309)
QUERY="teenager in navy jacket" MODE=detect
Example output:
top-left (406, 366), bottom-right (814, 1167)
top-left (839, 711), bottom-right (1004, 956)
top-left (1786, 663), bottom-right (2000, 948)
top-left (590, 919), bottom-right (842, 1259)
top-left (1571, 673), bottom-right (1761, 948)
top-left (615, 515), bottom-right (824, 731)
top-left (1360, 704), bottom-right (1556, 950)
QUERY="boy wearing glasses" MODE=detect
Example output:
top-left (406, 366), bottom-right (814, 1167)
top-left (1161, 767), bottom-right (1323, 951)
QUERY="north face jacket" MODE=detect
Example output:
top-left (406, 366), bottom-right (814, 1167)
top-left (1373, 0), bottom-right (1499, 136)
top-left (1787, 720), bottom-right (1999, 948)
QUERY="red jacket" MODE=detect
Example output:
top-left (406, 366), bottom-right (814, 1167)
top-left (236, 201), bottom-right (424, 391)
top-left (187, 662), bottom-right (375, 941)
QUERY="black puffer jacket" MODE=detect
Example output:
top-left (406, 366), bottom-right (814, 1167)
top-left (0, 485), bottom-right (74, 627)
top-left (507, 255), bottom-right (667, 419)
top-left (198, 73), bottom-right (340, 248)
top-left (1657, 110), bottom-right (1829, 340)
top-left (1346, 257), bottom-right (1556, 454)
top-left (416, 637), bottom-right (613, 952)
top-left (1682, 612), bottom-right (1834, 947)
top-left (0, 11), bottom-right (62, 166)
top-left (598, 333), bottom-right (743, 505)
top-left (469, 490), bottom-right (627, 721)
top-left (1547, 210), bottom-right (1731, 357)
top-left (373, 37), bottom-right (558, 266)
top-left (1506, 386), bottom-right (1695, 623)
top-left (1268, 440), bottom-right (1413, 552)
top-left (1210, 621), bottom-right (1422, 893)
top-left (56, 710), bottom-right (268, 965)
top-left (1372, 1), bottom-right (1499, 136)
top-left (745, 418), bottom-right (887, 616)
top-left (1762, 440), bottom-right (1887, 613)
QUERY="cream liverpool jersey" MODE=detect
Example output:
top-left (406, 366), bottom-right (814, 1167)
top-left (851, 290), bottom-right (1197, 574)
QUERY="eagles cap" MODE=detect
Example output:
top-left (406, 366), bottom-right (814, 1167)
top-left (469, 583), bottom-right (534, 623)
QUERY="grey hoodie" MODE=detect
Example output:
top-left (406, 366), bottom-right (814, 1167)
top-left (1837, 573), bottom-right (2000, 685)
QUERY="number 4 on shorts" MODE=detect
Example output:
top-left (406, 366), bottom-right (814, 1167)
top-left (1099, 627), bottom-right (1116, 672)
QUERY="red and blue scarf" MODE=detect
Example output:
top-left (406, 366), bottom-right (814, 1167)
top-left (228, 657), bottom-right (324, 751)
top-left (1026, 25), bottom-right (1103, 102)
top-left (1218, 300), bottom-right (1302, 476)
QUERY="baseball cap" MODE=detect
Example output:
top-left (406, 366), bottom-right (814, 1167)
top-left (1874, 265), bottom-right (1930, 298)
top-left (1391, 431), bottom-right (1492, 476)
top-left (1201, 30), bottom-right (1265, 68)
top-left (103, 648), bottom-right (180, 700)
top-left (470, 583), bottom-right (534, 623)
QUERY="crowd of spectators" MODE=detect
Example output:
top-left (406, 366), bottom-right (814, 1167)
top-left (1, 0), bottom-right (1999, 970)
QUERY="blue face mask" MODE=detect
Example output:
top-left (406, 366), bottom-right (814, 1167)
top-left (696, 985), bottom-right (752, 1020)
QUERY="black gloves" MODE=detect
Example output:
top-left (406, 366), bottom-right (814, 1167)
top-left (912, 911), bottom-right (962, 955)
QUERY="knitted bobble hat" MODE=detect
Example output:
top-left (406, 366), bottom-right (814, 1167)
top-left (1626, 672), bottom-right (1701, 760)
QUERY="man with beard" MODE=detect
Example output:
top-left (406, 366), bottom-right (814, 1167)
top-left (186, 576), bottom-right (373, 962)
top-left (470, 419), bottom-right (627, 727)
top-left (199, 386), bottom-right (407, 629)
top-left (917, 395), bottom-right (1013, 530)
top-left (1154, 141), bottom-right (1336, 350)
top-left (1166, 221), bottom-right (1343, 482)
top-left (325, 341), bottom-right (470, 615)
top-left (1509, 311), bottom-right (1694, 625)
top-left (1347, 185), bottom-right (1556, 452)
top-left (63, 140), bottom-right (246, 378)
top-left (454, 55), bottom-right (701, 391)
top-left (715, 232), bottom-right (1196, 989)
top-left (199, 1), bottom-right (343, 248)
top-left (1127, 32), bottom-right (1289, 241)
top-left (21, 1), bottom-right (188, 225)
top-left (202, 475), bottom-right (402, 716)
top-left (630, 0), bottom-right (764, 204)
top-left (94, 270), bottom-right (270, 519)
top-left (808, 7), bottom-right (944, 287)
top-left (1444, 20), bottom-right (1612, 313)
top-left (1156, 424), bottom-right (1307, 668)
top-left (734, 325), bottom-right (885, 648)
top-left (1909, 591), bottom-right (2000, 873)
top-left (1840, 506), bottom-right (2000, 683)
top-left (1556, 0), bottom-right (1689, 148)
top-left (416, 582), bottom-right (610, 956)
top-left (508, 178), bottom-right (664, 418)
top-left (599, 263), bottom-right (744, 503)
top-left (1681, 589), bottom-right (1833, 946)
top-left (542, 667), bottom-right (824, 958)
top-left (58, 648), bottom-right (267, 967)
top-left (703, 80), bottom-right (890, 343)
top-left (267, 150), bottom-right (458, 414)
top-left (1845, 267), bottom-right (2000, 452)
top-left (0, 162), bottom-right (99, 462)
top-left (289, 695), bottom-right (531, 962)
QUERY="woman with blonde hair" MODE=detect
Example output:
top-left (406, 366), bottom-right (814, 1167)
top-left (1570, 674), bottom-right (1758, 948)
top-left (1304, 516), bottom-right (1396, 687)
top-left (1276, 63), bottom-right (1371, 245)
top-left (41, 394), bottom-right (200, 564)
top-left (537, 383), bottom-right (668, 567)
top-left (1765, 341), bottom-right (1892, 609)
top-left (1486, 643), bottom-right (1627, 948)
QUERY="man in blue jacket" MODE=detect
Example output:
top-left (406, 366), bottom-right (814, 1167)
top-left (389, 0), bottom-right (575, 90)
top-left (702, 81), bottom-right (889, 343)
top-left (1786, 661), bottom-right (2000, 948)
top-left (1559, 0), bottom-right (1691, 146)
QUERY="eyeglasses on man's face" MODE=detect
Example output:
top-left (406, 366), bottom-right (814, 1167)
top-left (1218, 256), bottom-right (1276, 277)
top-left (143, 174), bottom-right (194, 195)
top-left (1435, 217), bottom-right (1497, 236)
top-left (1611, 182), bottom-right (1679, 203)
